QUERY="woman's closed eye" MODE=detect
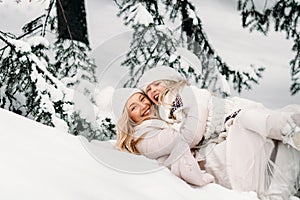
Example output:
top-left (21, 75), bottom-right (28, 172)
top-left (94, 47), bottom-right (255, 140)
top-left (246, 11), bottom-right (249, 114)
top-left (146, 87), bottom-right (151, 93)
top-left (154, 81), bottom-right (161, 86)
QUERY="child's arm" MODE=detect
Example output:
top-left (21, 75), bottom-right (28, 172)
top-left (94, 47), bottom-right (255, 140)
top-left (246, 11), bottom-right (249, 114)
top-left (170, 144), bottom-right (215, 186)
top-left (177, 86), bottom-right (209, 148)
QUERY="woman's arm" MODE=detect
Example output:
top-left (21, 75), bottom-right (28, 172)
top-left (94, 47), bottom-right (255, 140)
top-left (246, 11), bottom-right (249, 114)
top-left (136, 127), bottom-right (214, 186)
top-left (136, 127), bottom-right (182, 159)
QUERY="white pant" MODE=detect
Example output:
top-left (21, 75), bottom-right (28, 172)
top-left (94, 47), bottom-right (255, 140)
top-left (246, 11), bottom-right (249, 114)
top-left (204, 104), bottom-right (300, 199)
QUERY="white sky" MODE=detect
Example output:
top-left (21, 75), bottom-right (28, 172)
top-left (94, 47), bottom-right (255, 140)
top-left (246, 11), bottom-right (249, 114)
top-left (0, 0), bottom-right (299, 108)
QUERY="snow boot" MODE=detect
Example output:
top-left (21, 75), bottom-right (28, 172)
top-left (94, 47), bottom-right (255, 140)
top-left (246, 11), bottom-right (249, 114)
top-left (281, 113), bottom-right (300, 151)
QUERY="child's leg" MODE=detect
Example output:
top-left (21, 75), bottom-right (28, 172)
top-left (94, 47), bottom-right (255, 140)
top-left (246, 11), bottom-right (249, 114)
top-left (266, 111), bottom-right (292, 140)
top-left (235, 106), bottom-right (300, 150)
top-left (267, 110), bottom-right (300, 150)
top-left (264, 142), bottom-right (300, 200)
top-left (280, 113), bottom-right (300, 151)
top-left (292, 113), bottom-right (300, 126)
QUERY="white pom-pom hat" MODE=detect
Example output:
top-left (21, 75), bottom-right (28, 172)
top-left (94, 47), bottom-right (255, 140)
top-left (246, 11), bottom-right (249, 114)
top-left (137, 66), bottom-right (184, 91)
top-left (111, 88), bottom-right (142, 123)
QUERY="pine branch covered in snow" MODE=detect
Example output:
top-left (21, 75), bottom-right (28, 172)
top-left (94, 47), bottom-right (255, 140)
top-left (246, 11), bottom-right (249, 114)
top-left (122, 25), bottom-right (178, 86)
top-left (237, 0), bottom-right (300, 95)
top-left (115, 0), bottom-right (265, 96)
top-left (22, 14), bottom-right (45, 36)
top-left (69, 113), bottom-right (116, 141)
top-left (0, 0), bottom-right (117, 141)
top-left (0, 33), bottom-right (116, 141)
top-left (52, 38), bottom-right (97, 101)
top-left (51, 36), bottom-right (116, 140)
top-left (115, 0), bottom-right (164, 27)
top-left (0, 33), bottom-right (68, 127)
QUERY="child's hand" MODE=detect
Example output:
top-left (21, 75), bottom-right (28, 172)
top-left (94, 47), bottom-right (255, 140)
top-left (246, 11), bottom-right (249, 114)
top-left (219, 131), bottom-right (228, 139)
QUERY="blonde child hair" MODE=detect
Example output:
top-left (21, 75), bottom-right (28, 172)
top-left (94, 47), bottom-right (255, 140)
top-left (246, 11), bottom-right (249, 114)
top-left (158, 79), bottom-right (189, 108)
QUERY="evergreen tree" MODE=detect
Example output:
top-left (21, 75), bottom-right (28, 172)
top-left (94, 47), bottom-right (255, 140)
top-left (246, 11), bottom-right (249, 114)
top-left (53, 39), bottom-right (97, 101)
top-left (0, 1), bottom-right (116, 141)
top-left (52, 0), bottom-right (96, 100)
top-left (237, 0), bottom-right (300, 95)
top-left (114, 0), bottom-right (265, 96)
top-left (53, 0), bottom-right (112, 139)
top-left (0, 32), bottom-right (71, 129)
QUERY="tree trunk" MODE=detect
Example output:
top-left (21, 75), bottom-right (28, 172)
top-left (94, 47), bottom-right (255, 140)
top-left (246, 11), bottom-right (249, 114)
top-left (56, 0), bottom-right (89, 46)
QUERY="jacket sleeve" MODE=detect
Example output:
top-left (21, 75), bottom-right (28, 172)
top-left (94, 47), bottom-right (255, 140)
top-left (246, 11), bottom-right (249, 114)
top-left (170, 144), bottom-right (215, 186)
top-left (136, 127), bottom-right (182, 159)
top-left (135, 127), bottom-right (214, 186)
top-left (176, 86), bottom-right (209, 148)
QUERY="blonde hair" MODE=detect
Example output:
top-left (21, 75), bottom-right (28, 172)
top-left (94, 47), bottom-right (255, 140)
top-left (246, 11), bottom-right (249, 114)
top-left (115, 107), bottom-right (140, 154)
top-left (158, 79), bottom-right (189, 108)
top-left (115, 93), bottom-right (160, 154)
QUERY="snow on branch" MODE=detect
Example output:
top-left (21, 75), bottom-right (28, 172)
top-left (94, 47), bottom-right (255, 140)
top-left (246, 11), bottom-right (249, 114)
top-left (125, 3), bottom-right (154, 26)
top-left (238, 0), bottom-right (300, 94)
top-left (115, 0), bottom-right (265, 96)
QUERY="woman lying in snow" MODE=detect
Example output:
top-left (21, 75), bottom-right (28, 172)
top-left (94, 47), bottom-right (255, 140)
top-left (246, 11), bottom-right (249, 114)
top-left (112, 66), bottom-right (300, 200)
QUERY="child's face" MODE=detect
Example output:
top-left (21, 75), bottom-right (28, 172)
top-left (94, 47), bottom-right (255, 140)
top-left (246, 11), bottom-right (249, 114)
top-left (145, 80), bottom-right (167, 105)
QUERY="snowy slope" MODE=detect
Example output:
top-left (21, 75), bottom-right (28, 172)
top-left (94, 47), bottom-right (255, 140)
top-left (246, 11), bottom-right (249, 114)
top-left (0, 108), bottom-right (259, 200)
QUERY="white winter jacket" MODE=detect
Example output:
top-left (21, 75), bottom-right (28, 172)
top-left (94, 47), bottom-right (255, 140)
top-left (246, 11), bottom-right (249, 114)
top-left (133, 86), bottom-right (214, 186)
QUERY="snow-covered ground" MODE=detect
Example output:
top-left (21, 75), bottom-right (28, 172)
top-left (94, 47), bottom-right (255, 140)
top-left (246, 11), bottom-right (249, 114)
top-left (0, 108), bottom-right (261, 200)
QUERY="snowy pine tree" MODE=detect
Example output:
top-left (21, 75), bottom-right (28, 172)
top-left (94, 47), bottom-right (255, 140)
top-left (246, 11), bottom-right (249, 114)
top-left (53, 39), bottom-right (97, 101)
top-left (0, 1), bottom-right (116, 141)
top-left (237, 0), bottom-right (300, 95)
top-left (114, 0), bottom-right (265, 96)
top-left (53, 0), bottom-right (116, 139)
top-left (0, 32), bottom-right (71, 129)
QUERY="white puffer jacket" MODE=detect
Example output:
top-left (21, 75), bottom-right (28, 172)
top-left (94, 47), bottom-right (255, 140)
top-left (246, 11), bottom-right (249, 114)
top-left (133, 86), bottom-right (214, 186)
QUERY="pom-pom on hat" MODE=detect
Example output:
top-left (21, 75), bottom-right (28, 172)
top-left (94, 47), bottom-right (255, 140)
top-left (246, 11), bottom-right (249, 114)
top-left (111, 88), bottom-right (142, 123)
top-left (137, 66), bottom-right (184, 91)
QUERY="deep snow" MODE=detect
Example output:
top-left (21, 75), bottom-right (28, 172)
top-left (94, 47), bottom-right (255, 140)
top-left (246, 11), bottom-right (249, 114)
top-left (0, 108), bottom-right (261, 200)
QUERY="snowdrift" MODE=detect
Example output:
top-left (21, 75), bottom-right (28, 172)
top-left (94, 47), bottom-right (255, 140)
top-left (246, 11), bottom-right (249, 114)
top-left (0, 108), bottom-right (259, 200)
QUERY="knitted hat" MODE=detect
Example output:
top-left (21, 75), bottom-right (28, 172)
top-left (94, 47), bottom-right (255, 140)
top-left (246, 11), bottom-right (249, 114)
top-left (111, 88), bottom-right (142, 123)
top-left (137, 66), bottom-right (184, 91)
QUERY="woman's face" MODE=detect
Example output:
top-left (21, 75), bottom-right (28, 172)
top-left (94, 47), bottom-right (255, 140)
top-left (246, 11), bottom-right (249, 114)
top-left (126, 93), bottom-right (154, 124)
top-left (145, 80), bottom-right (166, 105)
